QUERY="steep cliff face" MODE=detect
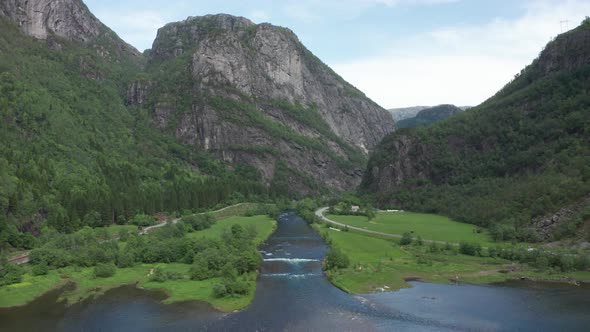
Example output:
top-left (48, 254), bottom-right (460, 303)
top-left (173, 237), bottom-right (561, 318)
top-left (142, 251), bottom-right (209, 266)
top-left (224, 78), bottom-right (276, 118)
top-left (0, 0), bottom-right (140, 58)
top-left (363, 19), bottom-right (590, 241)
top-left (134, 14), bottom-right (395, 193)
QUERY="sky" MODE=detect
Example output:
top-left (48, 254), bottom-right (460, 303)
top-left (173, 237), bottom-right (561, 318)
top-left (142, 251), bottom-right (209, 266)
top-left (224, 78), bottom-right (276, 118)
top-left (85, 0), bottom-right (590, 109)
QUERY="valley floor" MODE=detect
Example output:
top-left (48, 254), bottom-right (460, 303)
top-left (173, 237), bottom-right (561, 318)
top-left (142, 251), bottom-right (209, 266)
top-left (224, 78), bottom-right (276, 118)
top-left (0, 213), bottom-right (277, 312)
top-left (314, 209), bottom-right (590, 294)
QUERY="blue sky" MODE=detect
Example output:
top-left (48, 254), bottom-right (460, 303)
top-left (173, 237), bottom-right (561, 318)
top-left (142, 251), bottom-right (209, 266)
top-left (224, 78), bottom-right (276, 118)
top-left (85, 0), bottom-right (590, 108)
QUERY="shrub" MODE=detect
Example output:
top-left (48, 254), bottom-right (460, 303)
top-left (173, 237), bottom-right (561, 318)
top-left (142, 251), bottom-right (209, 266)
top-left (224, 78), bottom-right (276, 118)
top-left (0, 258), bottom-right (23, 286)
top-left (325, 247), bottom-right (350, 270)
top-left (182, 214), bottom-right (215, 231)
top-left (94, 263), bottom-right (116, 278)
top-left (31, 262), bottom-right (49, 276)
top-left (116, 251), bottom-right (135, 268)
top-left (459, 242), bottom-right (476, 256)
top-left (129, 214), bottom-right (156, 227)
top-left (213, 283), bottom-right (227, 298)
top-left (149, 268), bottom-right (168, 282)
top-left (400, 232), bottom-right (413, 245)
top-left (190, 256), bottom-right (212, 281)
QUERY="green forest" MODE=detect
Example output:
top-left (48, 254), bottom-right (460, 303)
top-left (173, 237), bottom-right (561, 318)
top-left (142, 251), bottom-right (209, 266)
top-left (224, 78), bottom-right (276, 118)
top-left (0, 17), bottom-right (271, 250)
top-left (363, 19), bottom-right (590, 242)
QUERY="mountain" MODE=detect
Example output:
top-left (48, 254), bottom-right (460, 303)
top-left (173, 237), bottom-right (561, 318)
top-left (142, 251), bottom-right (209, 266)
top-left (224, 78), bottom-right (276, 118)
top-left (133, 14), bottom-right (394, 194)
top-left (362, 19), bottom-right (590, 243)
top-left (396, 104), bottom-right (463, 129)
top-left (388, 106), bottom-right (429, 122)
top-left (0, 0), bottom-right (140, 59)
top-left (0, 1), bottom-right (392, 238)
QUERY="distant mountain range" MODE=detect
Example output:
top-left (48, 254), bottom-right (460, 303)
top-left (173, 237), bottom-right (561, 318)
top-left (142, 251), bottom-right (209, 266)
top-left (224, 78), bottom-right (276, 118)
top-left (396, 104), bottom-right (465, 129)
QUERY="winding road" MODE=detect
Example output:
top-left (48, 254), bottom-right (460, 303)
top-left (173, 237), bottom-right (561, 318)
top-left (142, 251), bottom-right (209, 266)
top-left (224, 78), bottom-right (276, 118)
top-left (9, 203), bottom-right (249, 265)
top-left (314, 207), bottom-right (460, 246)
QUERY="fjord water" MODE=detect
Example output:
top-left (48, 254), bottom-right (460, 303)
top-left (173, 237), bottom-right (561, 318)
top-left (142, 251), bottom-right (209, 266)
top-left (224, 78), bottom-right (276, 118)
top-left (1, 212), bottom-right (589, 331)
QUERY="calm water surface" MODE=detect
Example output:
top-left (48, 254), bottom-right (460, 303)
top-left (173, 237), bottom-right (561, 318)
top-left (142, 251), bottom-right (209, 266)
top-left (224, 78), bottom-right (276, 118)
top-left (1, 211), bottom-right (589, 331)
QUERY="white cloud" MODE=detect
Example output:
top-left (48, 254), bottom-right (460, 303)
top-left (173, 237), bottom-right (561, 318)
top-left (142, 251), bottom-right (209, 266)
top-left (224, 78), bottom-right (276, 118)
top-left (331, 0), bottom-right (590, 108)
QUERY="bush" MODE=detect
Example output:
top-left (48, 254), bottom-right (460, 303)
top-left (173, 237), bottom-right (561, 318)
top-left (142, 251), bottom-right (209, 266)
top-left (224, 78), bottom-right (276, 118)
top-left (325, 247), bottom-right (350, 270)
top-left (149, 268), bottom-right (168, 282)
top-left (182, 214), bottom-right (215, 231)
top-left (400, 232), bottom-right (412, 245)
top-left (31, 262), bottom-right (49, 276)
top-left (116, 251), bottom-right (135, 268)
top-left (94, 263), bottom-right (116, 278)
top-left (129, 214), bottom-right (156, 227)
top-left (213, 283), bottom-right (227, 298)
top-left (150, 267), bottom-right (184, 282)
top-left (0, 258), bottom-right (23, 286)
top-left (459, 242), bottom-right (481, 256)
top-left (488, 247), bottom-right (498, 258)
top-left (190, 256), bottom-right (212, 281)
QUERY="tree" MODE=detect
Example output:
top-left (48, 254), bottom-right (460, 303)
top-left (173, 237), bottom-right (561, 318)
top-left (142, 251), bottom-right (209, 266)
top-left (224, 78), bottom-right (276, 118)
top-left (31, 262), bottom-right (49, 276)
top-left (0, 255), bottom-right (23, 286)
top-left (94, 263), bottom-right (116, 278)
top-left (325, 247), bottom-right (350, 270)
top-left (400, 232), bottom-right (413, 246)
top-left (190, 255), bottom-right (212, 281)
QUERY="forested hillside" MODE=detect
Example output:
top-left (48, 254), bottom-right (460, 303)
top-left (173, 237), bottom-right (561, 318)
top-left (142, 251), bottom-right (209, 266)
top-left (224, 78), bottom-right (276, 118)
top-left (0, 1), bottom-right (393, 249)
top-left (396, 104), bottom-right (463, 129)
top-left (362, 19), bottom-right (590, 243)
top-left (0, 15), bottom-right (266, 247)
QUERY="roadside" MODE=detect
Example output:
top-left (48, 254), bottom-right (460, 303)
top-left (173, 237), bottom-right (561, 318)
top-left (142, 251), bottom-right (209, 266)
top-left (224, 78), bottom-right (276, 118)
top-left (9, 203), bottom-right (253, 265)
top-left (315, 207), bottom-right (460, 246)
top-left (313, 207), bottom-right (590, 294)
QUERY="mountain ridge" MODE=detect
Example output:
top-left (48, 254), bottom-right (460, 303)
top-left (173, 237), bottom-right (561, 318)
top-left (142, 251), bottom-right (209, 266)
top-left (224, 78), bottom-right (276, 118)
top-left (0, 0), bottom-right (394, 238)
top-left (362, 19), bottom-right (590, 242)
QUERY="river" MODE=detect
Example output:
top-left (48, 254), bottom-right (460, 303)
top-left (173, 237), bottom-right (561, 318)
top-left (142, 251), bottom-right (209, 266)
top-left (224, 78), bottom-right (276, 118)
top-left (1, 211), bottom-right (589, 331)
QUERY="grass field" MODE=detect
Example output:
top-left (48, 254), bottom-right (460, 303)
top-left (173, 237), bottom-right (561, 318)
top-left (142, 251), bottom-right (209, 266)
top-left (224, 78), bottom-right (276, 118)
top-left (319, 226), bottom-right (507, 293)
top-left (190, 215), bottom-right (277, 245)
top-left (327, 212), bottom-right (499, 246)
top-left (318, 225), bottom-right (590, 294)
top-left (0, 214), bottom-right (276, 311)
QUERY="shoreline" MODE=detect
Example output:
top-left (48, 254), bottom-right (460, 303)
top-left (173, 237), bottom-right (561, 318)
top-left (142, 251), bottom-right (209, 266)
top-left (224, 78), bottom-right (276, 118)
top-left (0, 210), bottom-right (278, 312)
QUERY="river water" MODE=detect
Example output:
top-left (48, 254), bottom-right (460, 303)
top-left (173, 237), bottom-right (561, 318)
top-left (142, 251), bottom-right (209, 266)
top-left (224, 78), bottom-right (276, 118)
top-left (1, 211), bottom-right (589, 331)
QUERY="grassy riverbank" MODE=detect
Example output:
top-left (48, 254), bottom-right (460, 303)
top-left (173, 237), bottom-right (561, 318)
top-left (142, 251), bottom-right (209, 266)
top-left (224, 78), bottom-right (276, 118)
top-left (315, 224), bottom-right (590, 294)
top-left (0, 213), bottom-right (276, 312)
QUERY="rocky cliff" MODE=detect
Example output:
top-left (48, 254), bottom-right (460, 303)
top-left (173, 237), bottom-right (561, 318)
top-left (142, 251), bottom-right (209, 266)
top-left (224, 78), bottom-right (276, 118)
top-left (133, 14), bottom-right (395, 193)
top-left (388, 106), bottom-right (429, 122)
top-left (362, 19), bottom-right (590, 241)
top-left (1, 2), bottom-right (393, 194)
top-left (0, 0), bottom-right (140, 58)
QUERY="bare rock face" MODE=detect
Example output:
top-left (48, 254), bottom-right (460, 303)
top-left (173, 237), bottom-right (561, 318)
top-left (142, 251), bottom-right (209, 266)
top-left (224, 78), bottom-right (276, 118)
top-left (142, 14), bottom-right (395, 192)
top-left (0, 0), bottom-right (101, 42)
top-left (532, 194), bottom-right (590, 240)
top-left (0, 0), bottom-right (140, 57)
top-left (150, 15), bottom-right (393, 151)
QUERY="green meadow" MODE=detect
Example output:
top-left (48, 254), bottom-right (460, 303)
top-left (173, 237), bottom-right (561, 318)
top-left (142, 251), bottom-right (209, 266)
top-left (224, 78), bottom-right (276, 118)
top-left (327, 212), bottom-right (499, 246)
top-left (318, 224), bottom-right (590, 294)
